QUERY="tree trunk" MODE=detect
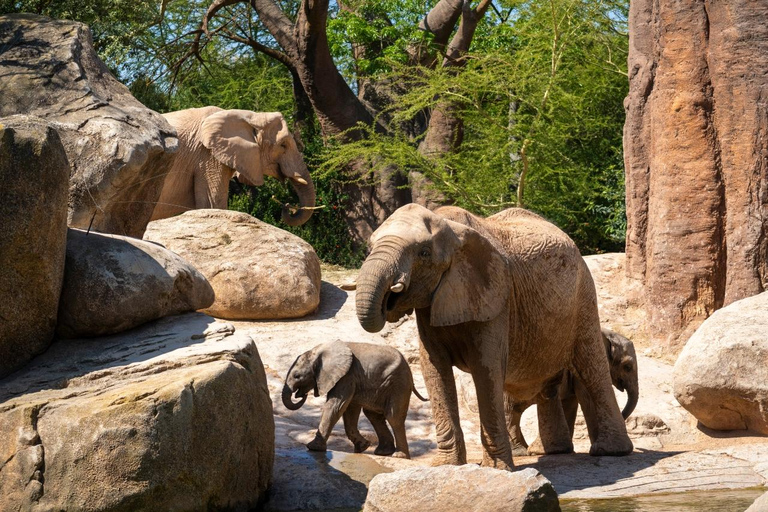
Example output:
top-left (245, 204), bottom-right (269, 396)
top-left (624, 0), bottom-right (768, 354)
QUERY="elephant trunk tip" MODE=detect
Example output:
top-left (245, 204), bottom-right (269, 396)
top-left (282, 383), bottom-right (307, 410)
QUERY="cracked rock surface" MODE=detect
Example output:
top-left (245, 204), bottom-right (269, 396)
top-left (0, 313), bottom-right (274, 511)
top-left (0, 14), bottom-right (177, 238)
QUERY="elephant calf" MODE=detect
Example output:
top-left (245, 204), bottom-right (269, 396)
top-left (282, 341), bottom-right (427, 458)
top-left (508, 328), bottom-right (639, 455)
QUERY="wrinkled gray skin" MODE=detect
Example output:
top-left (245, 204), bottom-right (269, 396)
top-left (356, 204), bottom-right (632, 470)
top-left (282, 341), bottom-right (427, 458)
top-left (507, 328), bottom-right (639, 456)
top-left (151, 106), bottom-right (315, 226)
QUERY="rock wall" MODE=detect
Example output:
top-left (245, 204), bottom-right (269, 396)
top-left (0, 14), bottom-right (177, 238)
top-left (0, 116), bottom-right (69, 378)
top-left (624, 0), bottom-right (768, 354)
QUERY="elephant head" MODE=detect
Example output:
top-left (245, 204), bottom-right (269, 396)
top-left (356, 204), bottom-right (510, 333)
top-left (200, 109), bottom-right (315, 226)
top-left (282, 341), bottom-right (354, 410)
top-left (602, 328), bottom-right (639, 419)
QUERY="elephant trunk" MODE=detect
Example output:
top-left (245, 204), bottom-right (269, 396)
top-left (356, 247), bottom-right (401, 333)
top-left (282, 383), bottom-right (307, 411)
top-left (281, 154), bottom-right (315, 226)
top-left (622, 379), bottom-right (638, 419)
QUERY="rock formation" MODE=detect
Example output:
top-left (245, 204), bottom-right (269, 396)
top-left (57, 229), bottom-right (215, 338)
top-left (144, 210), bottom-right (321, 320)
top-left (363, 466), bottom-right (559, 512)
top-left (673, 291), bottom-right (768, 434)
top-left (0, 14), bottom-right (178, 238)
top-left (0, 314), bottom-right (274, 511)
top-left (0, 116), bottom-right (69, 378)
top-left (624, 0), bottom-right (768, 354)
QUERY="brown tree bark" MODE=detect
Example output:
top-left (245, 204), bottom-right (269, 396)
top-left (624, 0), bottom-right (768, 354)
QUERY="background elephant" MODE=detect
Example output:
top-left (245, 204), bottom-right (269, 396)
top-left (356, 204), bottom-right (632, 470)
top-left (507, 327), bottom-right (639, 456)
top-left (282, 340), bottom-right (427, 458)
top-left (150, 106), bottom-right (315, 226)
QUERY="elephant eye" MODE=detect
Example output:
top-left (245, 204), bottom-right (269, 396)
top-left (623, 363), bottom-right (633, 373)
top-left (419, 248), bottom-right (431, 259)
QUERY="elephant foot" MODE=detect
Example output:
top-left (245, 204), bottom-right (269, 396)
top-left (307, 433), bottom-right (327, 452)
top-left (374, 444), bottom-right (396, 456)
top-left (430, 450), bottom-right (466, 466)
top-left (481, 453), bottom-right (514, 471)
top-left (511, 445), bottom-right (529, 457)
top-left (391, 450), bottom-right (410, 459)
top-left (589, 436), bottom-right (633, 456)
top-left (528, 436), bottom-right (573, 456)
top-left (353, 438), bottom-right (371, 453)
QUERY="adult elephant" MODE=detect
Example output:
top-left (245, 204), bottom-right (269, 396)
top-left (355, 204), bottom-right (632, 470)
top-left (150, 106), bottom-right (315, 226)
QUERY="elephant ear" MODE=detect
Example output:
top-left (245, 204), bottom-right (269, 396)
top-left (200, 110), bottom-right (283, 186)
top-left (312, 341), bottom-right (354, 396)
top-left (431, 220), bottom-right (510, 327)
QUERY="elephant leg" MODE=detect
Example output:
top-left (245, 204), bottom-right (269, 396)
top-left (364, 410), bottom-right (396, 456)
top-left (505, 394), bottom-right (530, 457)
top-left (572, 326), bottom-right (633, 456)
top-left (342, 402), bottom-right (370, 453)
top-left (307, 389), bottom-right (352, 452)
top-left (419, 336), bottom-right (467, 466)
top-left (193, 163), bottom-right (231, 209)
top-left (561, 385), bottom-right (579, 438)
top-left (528, 394), bottom-right (574, 455)
top-left (386, 412), bottom-right (410, 459)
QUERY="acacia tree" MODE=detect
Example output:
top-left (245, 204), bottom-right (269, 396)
top-left (181, 0), bottom-right (493, 241)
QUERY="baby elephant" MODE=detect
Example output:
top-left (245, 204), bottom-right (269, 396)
top-left (509, 328), bottom-right (638, 455)
top-left (282, 341), bottom-right (427, 458)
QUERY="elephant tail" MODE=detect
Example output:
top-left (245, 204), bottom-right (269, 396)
top-left (412, 387), bottom-right (429, 402)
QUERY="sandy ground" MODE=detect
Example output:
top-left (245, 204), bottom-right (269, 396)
top-left (227, 266), bottom-right (768, 511)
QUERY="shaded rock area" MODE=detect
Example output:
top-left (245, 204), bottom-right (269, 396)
top-left (57, 228), bottom-right (214, 338)
top-left (623, 0), bottom-right (768, 354)
top-left (673, 291), bottom-right (768, 434)
top-left (0, 14), bottom-right (177, 238)
top-left (233, 268), bottom-right (768, 511)
top-left (363, 466), bottom-right (559, 512)
top-left (144, 210), bottom-right (321, 320)
top-left (0, 313), bottom-right (274, 511)
top-left (0, 116), bottom-right (69, 378)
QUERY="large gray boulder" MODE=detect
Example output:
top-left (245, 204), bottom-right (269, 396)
top-left (0, 313), bottom-right (274, 511)
top-left (144, 210), bottom-right (321, 320)
top-left (363, 466), bottom-right (559, 512)
top-left (0, 14), bottom-right (177, 238)
top-left (0, 116), bottom-right (69, 378)
top-left (673, 291), bottom-right (768, 434)
top-left (57, 229), bottom-right (215, 338)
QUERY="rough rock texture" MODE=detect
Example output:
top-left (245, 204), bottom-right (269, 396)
top-left (0, 313), bottom-right (274, 511)
top-left (0, 116), bottom-right (69, 378)
top-left (57, 229), bottom-right (214, 338)
top-left (144, 210), bottom-right (321, 320)
top-left (673, 291), bottom-right (768, 434)
top-left (747, 491), bottom-right (768, 512)
top-left (363, 466), bottom-right (559, 512)
top-left (0, 14), bottom-right (177, 238)
top-left (624, 0), bottom-right (768, 354)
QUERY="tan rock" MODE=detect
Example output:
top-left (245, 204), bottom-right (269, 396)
top-left (624, 0), bottom-right (768, 355)
top-left (673, 291), bottom-right (768, 433)
top-left (363, 465), bottom-right (559, 512)
top-left (0, 116), bottom-right (69, 378)
top-left (57, 229), bottom-right (214, 338)
top-left (0, 313), bottom-right (274, 511)
top-left (746, 491), bottom-right (768, 512)
top-left (144, 209), bottom-right (321, 320)
top-left (0, 14), bottom-right (177, 238)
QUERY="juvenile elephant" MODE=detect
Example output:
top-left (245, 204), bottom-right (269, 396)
top-left (151, 106), bottom-right (315, 226)
top-left (356, 204), bottom-right (632, 470)
top-left (282, 341), bottom-right (427, 458)
top-left (507, 328), bottom-right (639, 456)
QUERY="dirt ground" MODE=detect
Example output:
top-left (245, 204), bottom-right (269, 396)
top-left (228, 264), bottom-right (768, 511)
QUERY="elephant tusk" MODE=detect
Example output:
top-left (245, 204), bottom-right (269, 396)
top-left (291, 176), bottom-right (308, 185)
top-left (390, 282), bottom-right (405, 293)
